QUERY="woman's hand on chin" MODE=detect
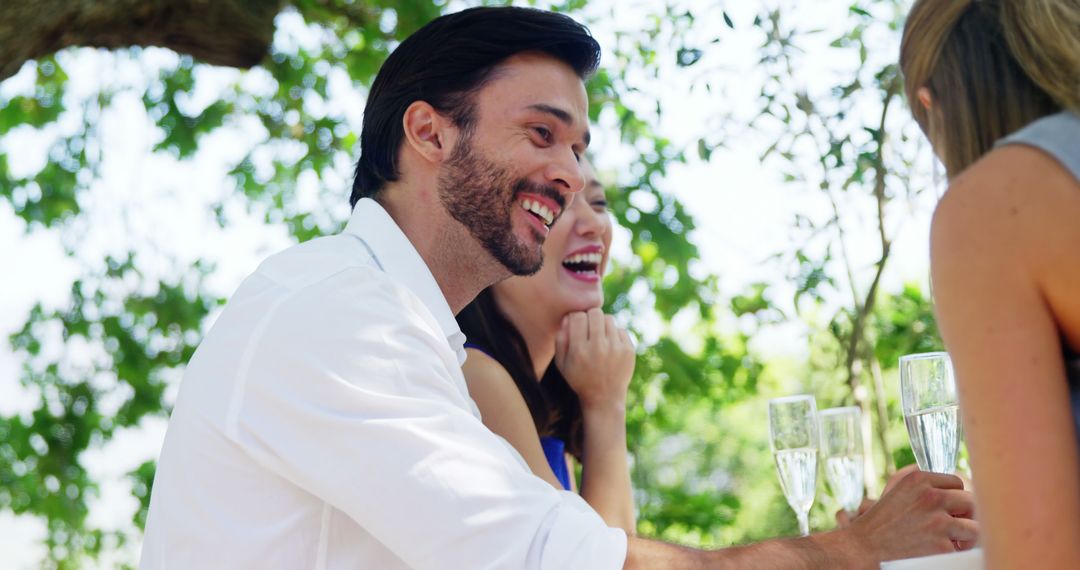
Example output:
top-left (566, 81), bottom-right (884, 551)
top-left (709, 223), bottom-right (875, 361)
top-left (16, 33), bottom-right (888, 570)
top-left (554, 307), bottom-right (635, 413)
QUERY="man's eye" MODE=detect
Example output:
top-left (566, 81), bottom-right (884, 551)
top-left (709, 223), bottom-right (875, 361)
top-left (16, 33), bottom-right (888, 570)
top-left (533, 127), bottom-right (552, 142)
top-left (592, 200), bottom-right (608, 209)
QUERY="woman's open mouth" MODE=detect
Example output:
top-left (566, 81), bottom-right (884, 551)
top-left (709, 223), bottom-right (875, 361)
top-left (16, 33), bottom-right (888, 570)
top-left (562, 250), bottom-right (602, 282)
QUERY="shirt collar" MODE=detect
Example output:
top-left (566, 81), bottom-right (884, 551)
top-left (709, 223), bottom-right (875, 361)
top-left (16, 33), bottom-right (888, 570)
top-left (344, 198), bottom-right (467, 365)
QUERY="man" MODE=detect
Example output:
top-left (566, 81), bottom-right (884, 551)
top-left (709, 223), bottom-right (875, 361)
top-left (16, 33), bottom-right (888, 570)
top-left (141, 7), bottom-right (977, 568)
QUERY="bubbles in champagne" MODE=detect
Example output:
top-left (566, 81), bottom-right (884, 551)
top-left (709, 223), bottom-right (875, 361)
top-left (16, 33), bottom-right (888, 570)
top-left (824, 454), bottom-right (864, 513)
top-left (904, 404), bottom-right (961, 474)
top-left (774, 447), bottom-right (818, 514)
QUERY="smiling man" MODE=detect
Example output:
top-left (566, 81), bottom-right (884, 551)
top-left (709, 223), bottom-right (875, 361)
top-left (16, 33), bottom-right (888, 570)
top-left (140, 7), bottom-right (977, 570)
top-left (362, 46), bottom-right (592, 301)
top-left (140, 9), bottom-right (613, 569)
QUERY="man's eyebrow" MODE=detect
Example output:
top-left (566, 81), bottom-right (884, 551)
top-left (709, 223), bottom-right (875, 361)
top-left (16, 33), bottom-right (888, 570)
top-left (527, 104), bottom-right (591, 146)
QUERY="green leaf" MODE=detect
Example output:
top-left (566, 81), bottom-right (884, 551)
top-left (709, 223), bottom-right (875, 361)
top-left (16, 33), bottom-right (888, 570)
top-left (697, 138), bottom-right (712, 161)
top-left (849, 5), bottom-right (872, 17)
top-left (676, 47), bottom-right (704, 67)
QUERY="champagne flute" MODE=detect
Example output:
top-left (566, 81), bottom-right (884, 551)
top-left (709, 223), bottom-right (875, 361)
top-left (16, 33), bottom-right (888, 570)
top-left (769, 395), bottom-right (819, 536)
top-left (900, 352), bottom-right (962, 474)
top-left (818, 406), bottom-right (864, 518)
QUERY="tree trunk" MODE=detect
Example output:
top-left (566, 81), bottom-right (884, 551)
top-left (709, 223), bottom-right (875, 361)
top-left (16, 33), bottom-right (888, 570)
top-left (0, 0), bottom-right (287, 81)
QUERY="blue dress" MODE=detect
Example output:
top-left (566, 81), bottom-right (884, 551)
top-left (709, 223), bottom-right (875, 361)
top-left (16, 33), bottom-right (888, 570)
top-left (464, 343), bottom-right (573, 490)
top-left (540, 436), bottom-right (573, 491)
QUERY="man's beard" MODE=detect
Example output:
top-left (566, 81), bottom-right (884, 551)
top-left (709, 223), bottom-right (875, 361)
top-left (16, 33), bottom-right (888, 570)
top-left (437, 135), bottom-right (564, 277)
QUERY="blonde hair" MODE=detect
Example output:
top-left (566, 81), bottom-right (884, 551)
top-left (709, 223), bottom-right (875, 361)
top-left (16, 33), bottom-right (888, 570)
top-left (900, 0), bottom-right (1080, 178)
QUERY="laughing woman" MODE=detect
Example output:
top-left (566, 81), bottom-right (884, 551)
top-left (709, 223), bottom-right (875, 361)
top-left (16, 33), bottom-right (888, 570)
top-left (900, 0), bottom-right (1080, 567)
top-left (456, 157), bottom-right (636, 534)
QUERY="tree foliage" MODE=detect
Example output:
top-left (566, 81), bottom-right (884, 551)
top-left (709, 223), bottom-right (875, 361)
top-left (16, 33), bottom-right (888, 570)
top-left (744, 0), bottom-right (940, 489)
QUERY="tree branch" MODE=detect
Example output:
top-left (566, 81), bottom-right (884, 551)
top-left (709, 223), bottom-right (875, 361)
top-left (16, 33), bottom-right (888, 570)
top-left (841, 73), bottom-right (901, 477)
top-left (0, 0), bottom-right (288, 81)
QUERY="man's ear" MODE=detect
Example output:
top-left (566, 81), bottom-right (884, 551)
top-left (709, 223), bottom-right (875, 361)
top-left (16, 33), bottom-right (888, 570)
top-left (402, 100), bottom-right (451, 164)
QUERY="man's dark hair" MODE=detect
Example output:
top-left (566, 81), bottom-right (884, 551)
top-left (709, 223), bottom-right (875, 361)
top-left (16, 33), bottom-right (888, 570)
top-left (350, 7), bottom-right (601, 206)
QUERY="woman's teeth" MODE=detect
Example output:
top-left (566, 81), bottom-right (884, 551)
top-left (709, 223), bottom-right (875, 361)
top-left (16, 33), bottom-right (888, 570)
top-left (564, 252), bottom-right (602, 266)
top-left (562, 252), bottom-right (602, 275)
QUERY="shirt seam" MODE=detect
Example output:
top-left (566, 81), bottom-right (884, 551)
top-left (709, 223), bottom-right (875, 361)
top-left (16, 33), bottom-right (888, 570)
top-left (315, 502), bottom-right (332, 570)
top-left (224, 292), bottom-right (291, 440)
top-left (342, 233), bottom-right (385, 272)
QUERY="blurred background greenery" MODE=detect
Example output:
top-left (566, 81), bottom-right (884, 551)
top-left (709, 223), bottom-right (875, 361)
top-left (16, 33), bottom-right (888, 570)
top-left (0, 0), bottom-right (960, 567)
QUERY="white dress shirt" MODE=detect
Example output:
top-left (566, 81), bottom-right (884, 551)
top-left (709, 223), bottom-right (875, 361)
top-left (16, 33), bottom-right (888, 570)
top-left (139, 198), bottom-right (627, 569)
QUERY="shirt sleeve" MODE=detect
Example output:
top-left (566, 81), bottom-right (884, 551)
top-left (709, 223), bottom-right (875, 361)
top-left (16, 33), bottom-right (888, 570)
top-left (225, 267), bottom-right (627, 570)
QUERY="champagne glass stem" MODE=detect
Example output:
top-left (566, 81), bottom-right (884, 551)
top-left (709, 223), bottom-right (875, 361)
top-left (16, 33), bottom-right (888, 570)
top-left (797, 512), bottom-right (810, 536)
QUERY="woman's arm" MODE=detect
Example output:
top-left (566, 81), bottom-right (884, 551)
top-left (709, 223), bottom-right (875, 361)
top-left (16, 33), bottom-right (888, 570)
top-left (930, 146), bottom-right (1080, 569)
top-left (578, 401), bottom-right (635, 534)
top-left (462, 348), bottom-right (565, 490)
top-left (556, 308), bottom-right (637, 534)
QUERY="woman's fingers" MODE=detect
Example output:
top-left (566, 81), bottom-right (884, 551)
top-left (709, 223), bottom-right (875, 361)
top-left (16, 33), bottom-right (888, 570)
top-left (587, 308), bottom-right (605, 341)
top-left (567, 311), bottom-right (588, 345)
top-left (562, 308), bottom-right (632, 358)
top-left (556, 308), bottom-right (635, 406)
top-left (604, 314), bottom-right (616, 340)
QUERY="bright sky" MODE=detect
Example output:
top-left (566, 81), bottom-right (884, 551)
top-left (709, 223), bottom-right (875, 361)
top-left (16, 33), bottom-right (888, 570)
top-left (0, 1), bottom-right (936, 566)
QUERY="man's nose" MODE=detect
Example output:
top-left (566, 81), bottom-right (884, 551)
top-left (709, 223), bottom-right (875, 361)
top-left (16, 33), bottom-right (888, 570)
top-left (546, 149), bottom-right (585, 198)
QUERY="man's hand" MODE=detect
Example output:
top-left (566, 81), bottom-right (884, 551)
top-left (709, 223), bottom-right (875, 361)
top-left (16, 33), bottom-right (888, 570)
top-left (625, 468), bottom-right (977, 569)
top-left (835, 464), bottom-right (920, 528)
top-left (842, 469), bottom-right (978, 564)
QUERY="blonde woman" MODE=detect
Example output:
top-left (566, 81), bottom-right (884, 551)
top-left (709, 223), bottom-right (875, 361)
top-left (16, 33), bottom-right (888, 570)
top-left (900, 0), bottom-right (1080, 567)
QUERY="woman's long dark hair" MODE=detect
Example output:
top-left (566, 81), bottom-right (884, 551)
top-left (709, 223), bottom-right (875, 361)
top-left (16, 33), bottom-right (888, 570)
top-left (457, 289), bottom-right (585, 459)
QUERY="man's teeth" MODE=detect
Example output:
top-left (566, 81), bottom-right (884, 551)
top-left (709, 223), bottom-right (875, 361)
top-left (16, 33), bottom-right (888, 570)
top-left (564, 252), bottom-right (602, 266)
top-left (521, 199), bottom-right (554, 226)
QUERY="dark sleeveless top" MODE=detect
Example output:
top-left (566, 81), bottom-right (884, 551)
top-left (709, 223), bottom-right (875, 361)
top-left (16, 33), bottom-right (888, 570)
top-left (463, 342), bottom-right (572, 490)
top-left (995, 111), bottom-right (1080, 441)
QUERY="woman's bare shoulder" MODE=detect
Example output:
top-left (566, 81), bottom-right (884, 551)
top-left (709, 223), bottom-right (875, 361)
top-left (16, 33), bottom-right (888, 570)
top-left (932, 143), bottom-right (1080, 344)
top-left (461, 348), bottom-right (564, 487)
top-left (463, 348), bottom-right (521, 397)
top-left (462, 348), bottom-right (534, 425)
top-left (934, 144), bottom-right (1080, 258)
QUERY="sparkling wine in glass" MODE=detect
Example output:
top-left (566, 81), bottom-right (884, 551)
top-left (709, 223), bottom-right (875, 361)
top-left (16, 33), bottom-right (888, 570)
top-left (819, 406), bottom-right (864, 517)
top-left (900, 352), bottom-right (962, 474)
top-left (769, 395), bottom-right (819, 536)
